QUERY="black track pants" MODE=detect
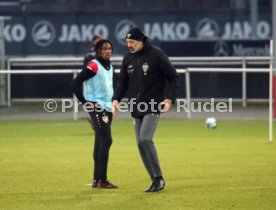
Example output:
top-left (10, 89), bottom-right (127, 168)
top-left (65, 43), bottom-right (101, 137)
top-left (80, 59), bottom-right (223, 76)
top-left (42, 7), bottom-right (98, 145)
top-left (88, 110), bottom-right (113, 181)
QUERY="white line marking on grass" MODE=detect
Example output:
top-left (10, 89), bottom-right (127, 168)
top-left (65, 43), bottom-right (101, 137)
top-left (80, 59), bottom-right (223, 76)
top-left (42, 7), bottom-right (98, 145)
top-left (55, 185), bottom-right (143, 200)
top-left (84, 183), bottom-right (141, 193)
top-left (226, 186), bottom-right (276, 190)
top-left (56, 194), bottom-right (118, 199)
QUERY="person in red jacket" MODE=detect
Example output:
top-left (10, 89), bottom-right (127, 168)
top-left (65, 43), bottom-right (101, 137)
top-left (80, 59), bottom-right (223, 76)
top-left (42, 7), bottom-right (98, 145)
top-left (112, 28), bottom-right (178, 192)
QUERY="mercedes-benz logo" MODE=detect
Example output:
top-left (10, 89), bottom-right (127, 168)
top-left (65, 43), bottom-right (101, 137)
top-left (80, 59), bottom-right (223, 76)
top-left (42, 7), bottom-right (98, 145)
top-left (196, 18), bottom-right (219, 39)
top-left (32, 20), bottom-right (56, 47)
top-left (213, 41), bottom-right (229, 56)
top-left (115, 20), bottom-right (137, 45)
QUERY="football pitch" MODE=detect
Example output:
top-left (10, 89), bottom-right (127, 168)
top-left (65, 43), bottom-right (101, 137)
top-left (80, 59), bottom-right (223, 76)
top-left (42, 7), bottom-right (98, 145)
top-left (0, 119), bottom-right (276, 210)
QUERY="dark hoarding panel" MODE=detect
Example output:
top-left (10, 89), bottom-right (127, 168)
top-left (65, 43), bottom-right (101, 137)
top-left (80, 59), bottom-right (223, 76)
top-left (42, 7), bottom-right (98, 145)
top-left (2, 12), bottom-right (271, 57)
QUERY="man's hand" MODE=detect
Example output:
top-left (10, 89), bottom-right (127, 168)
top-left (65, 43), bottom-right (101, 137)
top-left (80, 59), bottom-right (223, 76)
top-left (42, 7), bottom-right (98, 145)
top-left (160, 99), bottom-right (173, 113)
top-left (112, 100), bottom-right (119, 116)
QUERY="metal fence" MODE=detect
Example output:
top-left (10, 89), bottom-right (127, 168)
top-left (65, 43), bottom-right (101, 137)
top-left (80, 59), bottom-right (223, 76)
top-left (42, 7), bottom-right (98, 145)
top-left (0, 56), bottom-right (272, 120)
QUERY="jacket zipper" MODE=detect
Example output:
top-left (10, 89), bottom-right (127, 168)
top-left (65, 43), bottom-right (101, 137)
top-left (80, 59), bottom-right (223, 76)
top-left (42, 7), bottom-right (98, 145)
top-left (136, 56), bottom-right (140, 101)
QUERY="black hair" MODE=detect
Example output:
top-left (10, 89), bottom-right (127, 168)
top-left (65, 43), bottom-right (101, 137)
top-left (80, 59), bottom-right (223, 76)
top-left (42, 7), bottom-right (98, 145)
top-left (94, 39), bottom-right (113, 57)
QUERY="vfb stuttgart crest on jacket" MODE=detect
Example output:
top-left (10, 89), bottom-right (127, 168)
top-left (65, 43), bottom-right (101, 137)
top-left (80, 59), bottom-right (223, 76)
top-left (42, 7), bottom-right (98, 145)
top-left (142, 63), bottom-right (149, 75)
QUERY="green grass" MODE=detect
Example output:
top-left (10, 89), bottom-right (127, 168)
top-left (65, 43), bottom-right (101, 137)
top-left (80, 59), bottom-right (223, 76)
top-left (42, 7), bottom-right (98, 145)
top-left (0, 119), bottom-right (276, 210)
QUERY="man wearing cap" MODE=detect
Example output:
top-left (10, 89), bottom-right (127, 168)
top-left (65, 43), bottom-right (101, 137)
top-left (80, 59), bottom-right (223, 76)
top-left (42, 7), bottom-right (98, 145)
top-left (112, 28), bottom-right (178, 192)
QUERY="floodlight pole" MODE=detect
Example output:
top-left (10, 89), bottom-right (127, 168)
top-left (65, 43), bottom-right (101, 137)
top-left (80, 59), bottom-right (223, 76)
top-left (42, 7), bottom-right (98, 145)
top-left (0, 17), bottom-right (6, 106)
top-left (250, 0), bottom-right (258, 39)
top-left (0, 16), bottom-right (11, 106)
top-left (0, 17), bottom-right (5, 70)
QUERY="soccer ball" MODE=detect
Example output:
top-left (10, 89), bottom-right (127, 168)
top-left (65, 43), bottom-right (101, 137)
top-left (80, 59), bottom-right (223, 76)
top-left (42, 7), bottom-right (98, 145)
top-left (205, 117), bottom-right (217, 129)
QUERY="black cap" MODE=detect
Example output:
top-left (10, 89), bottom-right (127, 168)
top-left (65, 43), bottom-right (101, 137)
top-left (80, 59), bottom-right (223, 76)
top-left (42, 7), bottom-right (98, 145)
top-left (126, 27), bottom-right (146, 41)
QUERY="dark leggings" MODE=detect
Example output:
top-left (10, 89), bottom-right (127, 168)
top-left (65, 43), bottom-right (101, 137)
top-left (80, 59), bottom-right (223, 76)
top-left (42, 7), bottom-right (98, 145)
top-left (88, 110), bottom-right (113, 181)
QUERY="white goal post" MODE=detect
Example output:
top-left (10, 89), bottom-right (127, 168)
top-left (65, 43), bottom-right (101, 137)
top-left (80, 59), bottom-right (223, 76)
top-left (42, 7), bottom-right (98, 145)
top-left (269, 40), bottom-right (273, 142)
